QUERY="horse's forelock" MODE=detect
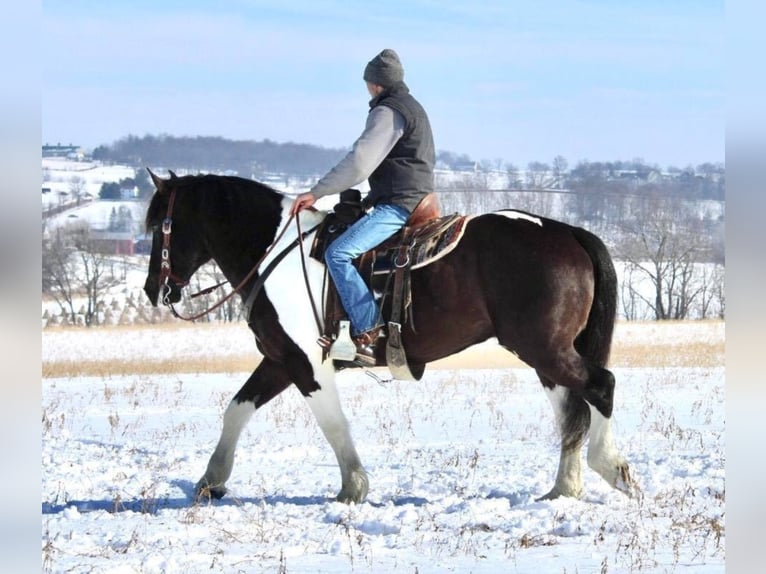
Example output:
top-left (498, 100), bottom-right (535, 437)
top-left (144, 175), bottom-right (182, 230)
top-left (144, 174), bottom-right (206, 231)
top-left (145, 191), bottom-right (164, 232)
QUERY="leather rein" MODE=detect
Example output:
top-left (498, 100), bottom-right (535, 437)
top-left (158, 187), bottom-right (321, 324)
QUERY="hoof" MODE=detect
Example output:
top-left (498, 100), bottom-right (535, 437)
top-left (195, 479), bottom-right (227, 502)
top-left (613, 463), bottom-right (636, 498)
top-left (336, 469), bottom-right (369, 504)
top-left (536, 486), bottom-right (582, 502)
top-left (336, 490), bottom-right (365, 504)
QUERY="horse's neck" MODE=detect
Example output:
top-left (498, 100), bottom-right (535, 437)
top-left (204, 189), bottom-right (288, 285)
top-left (209, 192), bottom-right (327, 281)
top-left (258, 200), bottom-right (326, 266)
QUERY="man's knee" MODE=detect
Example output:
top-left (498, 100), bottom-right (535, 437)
top-left (325, 242), bottom-right (351, 267)
top-left (326, 236), bottom-right (357, 263)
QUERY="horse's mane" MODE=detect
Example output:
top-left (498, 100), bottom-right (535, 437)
top-left (145, 173), bottom-right (283, 232)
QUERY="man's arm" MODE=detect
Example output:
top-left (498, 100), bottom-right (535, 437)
top-left (290, 106), bottom-right (404, 215)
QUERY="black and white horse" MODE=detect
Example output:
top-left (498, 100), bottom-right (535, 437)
top-left (143, 170), bottom-right (633, 503)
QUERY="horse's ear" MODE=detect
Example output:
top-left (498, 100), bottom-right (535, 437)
top-left (147, 168), bottom-right (166, 193)
top-left (168, 170), bottom-right (178, 179)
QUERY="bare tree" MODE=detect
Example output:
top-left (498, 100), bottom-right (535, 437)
top-left (697, 264), bottom-right (725, 319)
top-left (615, 196), bottom-right (723, 320)
top-left (619, 264), bottom-right (646, 320)
top-left (69, 176), bottom-right (86, 206)
top-left (42, 224), bottom-right (122, 326)
top-left (526, 161), bottom-right (552, 189)
top-left (552, 155), bottom-right (569, 189)
top-left (43, 229), bottom-right (80, 324)
top-left (505, 162), bottom-right (523, 189)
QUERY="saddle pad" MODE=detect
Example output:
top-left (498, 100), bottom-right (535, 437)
top-left (372, 214), bottom-right (473, 275)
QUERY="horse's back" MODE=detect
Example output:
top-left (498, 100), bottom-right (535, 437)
top-left (461, 210), bottom-right (599, 274)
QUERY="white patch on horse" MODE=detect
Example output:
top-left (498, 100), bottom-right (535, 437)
top-left (586, 404), bottom-right (631, 494)
top-left (496, 210), bottom-right (543, 227)
top-left (198, 399), bottom-right (255, 492)
top-left (543, 385), bottom-right (583, 497)
top-left (260, 200), bottom-right (328, 358)
top-left (304, 361), bottom-right (368, 502)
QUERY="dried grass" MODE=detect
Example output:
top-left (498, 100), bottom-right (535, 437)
top-left (42, 320), bottom-right (724, 378)
top-left (42, 356), bottom-right (259, 379)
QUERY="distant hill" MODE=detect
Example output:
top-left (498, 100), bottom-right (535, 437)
top-left (92, 134), bottom-right (349, 179)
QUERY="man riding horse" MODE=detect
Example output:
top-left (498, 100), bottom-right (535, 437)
top-left (290, 48), bottom-right (435, 365)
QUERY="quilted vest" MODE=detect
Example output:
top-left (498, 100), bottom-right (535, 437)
top-left (367, 83), bottom-right (435, 214)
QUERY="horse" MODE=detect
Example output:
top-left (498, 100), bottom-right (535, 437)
top-left (143, 170), bottom-right (634, 504)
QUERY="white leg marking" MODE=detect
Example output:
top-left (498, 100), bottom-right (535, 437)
top-left (587, 404), bottom-right (632, 495)
top-left (305, 362), bottom-right (368, 503)
top-left (197, 400), bottom-right (254, 496)
top-left (541, 386), bottom-right (583, 499)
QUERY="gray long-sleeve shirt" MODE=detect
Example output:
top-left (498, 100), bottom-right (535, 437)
top-left (309, 106), bottom-right (405, 199)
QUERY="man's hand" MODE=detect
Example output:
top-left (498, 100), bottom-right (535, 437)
top-left (290, 192), bottom-right (317, 216)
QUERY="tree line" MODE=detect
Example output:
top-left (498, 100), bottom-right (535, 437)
top-left (93, 135), bottom-right (724, 205)
top-left (92, 134), bottom-right (348, 180)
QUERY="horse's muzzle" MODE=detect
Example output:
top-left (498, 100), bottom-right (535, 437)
top-left (160, 281), bottom-right (182, 305)
top-left (143, 275), bottom-right (181, 307)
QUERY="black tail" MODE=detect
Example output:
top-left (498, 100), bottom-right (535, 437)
top-left (571, 227), bottom-right (617, 367)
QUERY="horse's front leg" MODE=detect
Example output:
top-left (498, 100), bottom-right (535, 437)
top-left (304, 361), bottom-right (369, 503)
top-left (195, 358), bottom-right (291, 501)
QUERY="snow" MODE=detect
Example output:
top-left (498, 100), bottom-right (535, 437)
top-left (46, 200), bottom-right (148, 233)
top-left (42, 323), bottom-right (725, 573)
top-left (42, 158), bottom-right (137, 208)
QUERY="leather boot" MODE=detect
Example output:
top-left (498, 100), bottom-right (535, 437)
top-left (353, 326), bottom-right (383, 366)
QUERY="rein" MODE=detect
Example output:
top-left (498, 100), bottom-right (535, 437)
top-left (159, 187), bottom-right (315, 322)
top-left (295, 215), bottom-right (324, 334)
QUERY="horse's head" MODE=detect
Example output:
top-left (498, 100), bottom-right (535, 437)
top-left (143, 169), bottom-right (212, 307)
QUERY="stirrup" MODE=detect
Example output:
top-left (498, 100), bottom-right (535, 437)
top-left (328, 320), bottom-right (356, 361)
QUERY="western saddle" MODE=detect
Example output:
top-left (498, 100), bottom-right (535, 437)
top-left (311, 190), bottom-right (469, 379)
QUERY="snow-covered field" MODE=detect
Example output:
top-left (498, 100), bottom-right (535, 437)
top-left (42, 322), bottom-right (725, 573)
top-left (42, 157), bottom-right (137, 208)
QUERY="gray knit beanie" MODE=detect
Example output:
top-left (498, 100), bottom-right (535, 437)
top-left (363, 49), bottom-right (404, 88)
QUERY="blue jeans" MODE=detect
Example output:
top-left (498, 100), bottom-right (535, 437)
top-left (325, 203), bottom-right (409, 336)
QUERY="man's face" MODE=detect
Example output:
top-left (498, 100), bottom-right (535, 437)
top-left (366, 82), bottom-right (383, 98)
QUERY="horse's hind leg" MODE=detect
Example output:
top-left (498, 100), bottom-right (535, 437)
top-left (537, 374), bottom-right (590, 500)
top-left (575, 363), bottom-right (634, 497)
top-left (303, 361), bottom-right (368, 503)
top-left (534, 354), bottom-right (633, 497)
top-left (586, 402), bottom-right (634, 497)
top-left (195, 358), bottom-right (291, 501)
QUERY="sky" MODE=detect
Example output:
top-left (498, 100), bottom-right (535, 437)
top-left (41, 0), bottom-right (724, 168)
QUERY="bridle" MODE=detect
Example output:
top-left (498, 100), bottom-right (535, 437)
top-left (156, 186), bottom-right (321, 324)
top-left (158, 187), bottom-right (190, 302)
